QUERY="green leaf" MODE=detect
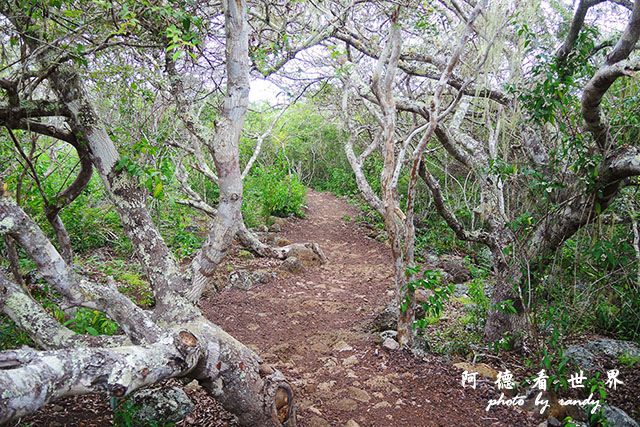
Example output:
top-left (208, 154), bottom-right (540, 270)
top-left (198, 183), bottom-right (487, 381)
top-left (153, 182), bottom-right (163, 198)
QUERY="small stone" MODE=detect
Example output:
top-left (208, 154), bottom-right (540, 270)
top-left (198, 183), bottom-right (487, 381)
top-left (452, 361), bottom-right (498, 380)
top-left (602, 405), bottom-right (639, 427)
top-left (380, 330), bottom-right (398, 340)
top-left (453, 283), bottom-right (470, 297)
top-left (382, 337), bottom-right (399, 351)
top-left (279, 257), bottom-right (304, 274)
top-left (247, 323), bottom-right (260, 331)
top-left (183, 380), bottom-right (200, 393)
top-left (308, 406), bottom-right (322, 416)
top-left (127, 386), bottom-right (193, 424)
top-left (342, 355), bottom-right (358, 366)
top-left (346, 420), bottom-right (360, 427)
top-left (277, 237), bottom-right (291, 247)
top-left (228, 270), bottom-right (254, 290)
top-left (547, 418), bottom-right (561, 427)
top-left (348, 387), bottom-right (371, 403)
top-left (251, 270), bottom-right (270, 284)
top-left (269, 222), bottom-right (282, 232)
top-left (309, 416), bottom-right (331, 427)
top-left (318, 381), bottom-right (336, 392)
top-left (374, 401), bottom-right (391, 409)
top-left (324, 358), bottom-right (338, 367)
top-left (52, 405), bottom-right (64, 412)
top-left (333, 340), bottom-right (353, 352)
top-left (335, 398), bottom-right (358, 411)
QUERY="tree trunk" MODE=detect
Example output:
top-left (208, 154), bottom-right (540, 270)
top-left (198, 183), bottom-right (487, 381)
top-left (483, 262), bottom-right (529, 344)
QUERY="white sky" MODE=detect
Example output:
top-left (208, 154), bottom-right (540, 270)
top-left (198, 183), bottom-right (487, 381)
top-left (249, 78), bottom-right (281, 103)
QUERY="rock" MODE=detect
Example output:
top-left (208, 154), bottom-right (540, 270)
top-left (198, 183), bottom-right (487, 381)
top-left (346, 420), bottom-right (360, 427)
top-left (476, 247), bottom-right (493, 269)
top-left (268, 217), bottom-right (287, 232)
top-left (420, 251), bottom-right (440, 264)
top-left (272, 216), bottom-right (288, 226)
top-left (269, 222), bottom-right (282, 232)
top-left (342, 355), bottom-right (358, 366)
top-left (264, 233), bottom-right (279, 245)
top-left (453, 283), bottom-right (470, 297)
top-left (435, 254), bottom-right (471, 284)
top-left (566, 338), bottom-right (640, 371)
top-left (371, 300), bottom-right (425, 332)
top-left (308, 406), bottom-right (322, 415)
top-left (602, 405), bottom-right (639, 427)
top-left (285, 244), bottom-right (326, 267)
top-left (439, 270), bottom-right (453, 286)
top-left (318, 381), bottom-right (336, 392)
top-left (584, 338), bottom-right (640, 359)
top-left (183, 380), bottom-right (200, 393)
top-left (347, 386), bottom-right (371, 403)
top-left (372, 302), bottom-right (398, 332)
top-left (415, 287), bottom-right (431, 304)
top-left (52, 405), bottom-right (64, 412)
top-left (127, 386), bottom-right (193, 424)
top-left (229, 270), bottom-right (271, 290)
top-left (252, 270), bottom-right (270, 284)
top-left (277, 237), bottom-right (291, 247)
top-left (309, 416), bottom-right (331, 427)
top-left (380, 330), bottom-right (398, 340)
top-left (333, 341), bottom-right (353, 352)
top-left (411, 335), bottom-right (430, 357)
top-left (382, 337), bottom-right (400, 351)
top-left (547, 418), bottom-right (561, 427)
top-left (279, 257), bottom-right (304, 274)
top-left (374, 401), bottom-right (391, 409)
top-left (334, 398), bottom-right (358, 411)
top-left (452, 362), bottom-right (498, 380)
top-left (228, 270), bottom-right (254, 290)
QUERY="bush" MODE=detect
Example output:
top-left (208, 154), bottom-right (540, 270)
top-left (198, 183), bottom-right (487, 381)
top-left (244, 166), bottom-right (306, 220)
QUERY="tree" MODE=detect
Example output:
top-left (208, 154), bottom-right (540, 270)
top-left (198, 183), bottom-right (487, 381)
top-left (338, 0), bottom-right (486, 346)
top-left (418, 0), bottom-right (640, 343)
top-left (0, 0), bottom-right (295, 424)
top-left (335, 0), bottom-right (640, 346)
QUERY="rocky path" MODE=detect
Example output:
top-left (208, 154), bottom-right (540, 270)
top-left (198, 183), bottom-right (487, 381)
top-left (202, 190), bottom-right (536, 426)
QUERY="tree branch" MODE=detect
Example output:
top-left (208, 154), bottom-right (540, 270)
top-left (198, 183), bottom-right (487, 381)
top-left (418, 160), bottom-right (492, 245)
top-left (556, 0), bottom-right (606, 64)
top-left (0, 198), bottom-right (162, 344)
top-left (0, 330), bottom-right (201, 423)
top-left (1, 270), bottom-right (128, 349)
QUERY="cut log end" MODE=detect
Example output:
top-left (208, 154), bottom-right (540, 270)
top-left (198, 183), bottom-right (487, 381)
top-left (275, 387), bottom-right (290, 423)
top-left (273, 385), bottom-right (295, 426)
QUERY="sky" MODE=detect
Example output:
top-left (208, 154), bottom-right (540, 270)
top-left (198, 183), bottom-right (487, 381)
top-left (249, 78), bottom-right (282, 103)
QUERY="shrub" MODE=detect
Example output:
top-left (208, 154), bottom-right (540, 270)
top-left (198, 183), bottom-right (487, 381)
top-left (244, 165), bottom-right (306, 220)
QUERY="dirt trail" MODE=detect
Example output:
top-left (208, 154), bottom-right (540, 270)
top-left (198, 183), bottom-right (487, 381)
top-left (202, 190), bottom-right (536, 427)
